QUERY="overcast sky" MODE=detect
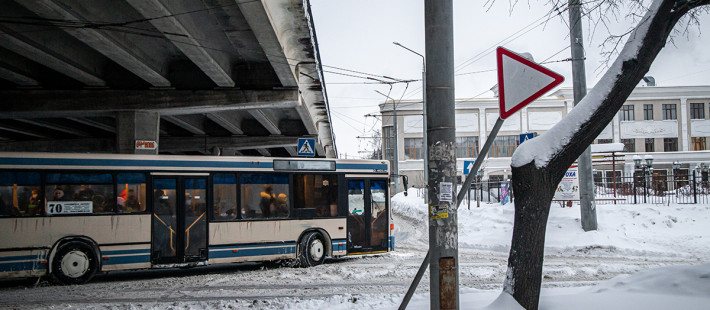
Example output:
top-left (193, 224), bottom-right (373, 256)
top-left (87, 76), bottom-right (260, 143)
top-left (309, 0), bottom-right (710, 159)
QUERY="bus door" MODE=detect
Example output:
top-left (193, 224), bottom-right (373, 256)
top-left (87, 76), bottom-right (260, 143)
top-left (346, 179), bottom-right (389, 253)
top-left (151, 176), bottom-right (208, 264)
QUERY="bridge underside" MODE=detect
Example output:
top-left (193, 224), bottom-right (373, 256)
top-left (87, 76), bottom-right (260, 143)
top-left (0, 0), bottom-right (335, 157)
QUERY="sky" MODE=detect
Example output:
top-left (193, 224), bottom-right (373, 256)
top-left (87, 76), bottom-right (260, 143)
top-left (309, 0), bottom-right (710, 159)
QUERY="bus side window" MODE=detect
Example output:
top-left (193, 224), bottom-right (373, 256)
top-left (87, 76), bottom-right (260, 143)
top-left (240, 174), bottom-right (289, 219)
top-left (45, 173), bottom-right (113, 215)
top-left (293, 174), bottom-right (338, 217)
top-left (213, 173), bottom-right (237, 220)
top-left (117, 173), bottom-right (147, 213)
top-left (0, 172), bottom-right (42, 217)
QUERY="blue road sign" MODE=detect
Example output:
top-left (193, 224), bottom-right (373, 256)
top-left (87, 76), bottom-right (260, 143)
top-left (463, 160), bottom-right (475, 175)
top-left (520, 132), bottom-right (534, 144)
top-left (297, 138), bottom-right (316, 157)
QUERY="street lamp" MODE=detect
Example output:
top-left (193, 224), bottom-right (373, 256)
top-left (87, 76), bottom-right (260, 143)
top-left (672, 161), bottom-right (681, 191)
top-left (375, 90), bottom-right (399, 194)
top-left (634, 154), bottom-right (653, 203)
top-left (393, 42), bottom-right (427, 198)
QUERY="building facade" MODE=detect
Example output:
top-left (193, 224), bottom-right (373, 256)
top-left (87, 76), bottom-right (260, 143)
top-left (380, 85), bottom-right (710, 189)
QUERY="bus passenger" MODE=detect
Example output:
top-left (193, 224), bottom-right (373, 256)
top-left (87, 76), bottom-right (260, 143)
top-left (124, 189), bottom-right (141, 212)
top-left (52, 187), bottom-right (66, 201)
top-left (77, 185), bottom-right (94, 201)
top-left (274, 193), bottom-right (288, 217)
top-left (259, 185), bottom-right (275, 218)
top-left (26, 188), bottom-right (41, 215)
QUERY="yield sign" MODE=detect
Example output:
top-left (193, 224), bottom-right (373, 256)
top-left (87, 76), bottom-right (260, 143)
top-left (497, 47), bottom-right (564, 119)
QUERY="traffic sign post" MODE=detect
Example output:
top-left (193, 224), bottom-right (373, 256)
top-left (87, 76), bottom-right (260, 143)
top-left (297, 138), bottom-right (316, 157)
top-left (400, 46), bottom-right (565, 310)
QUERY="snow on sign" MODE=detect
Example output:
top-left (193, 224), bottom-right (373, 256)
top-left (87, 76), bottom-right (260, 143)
top-left (497, 47), bottom-right (564, 119)
top-left (297, 138), bottom-right (316, 157)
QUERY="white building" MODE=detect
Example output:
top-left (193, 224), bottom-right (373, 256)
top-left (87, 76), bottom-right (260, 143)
top-left (379, 85), bottom-right (710, 188)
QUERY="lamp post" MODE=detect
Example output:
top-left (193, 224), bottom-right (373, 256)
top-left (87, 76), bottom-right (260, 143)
top-left (634, 155), bottom-right (654, 203)
top-left (376, 90), bottom-right (399, 194)
top-left (672, 161), bottom-right (680, 191)
top-left (393, 42), bottom-right (427, 199)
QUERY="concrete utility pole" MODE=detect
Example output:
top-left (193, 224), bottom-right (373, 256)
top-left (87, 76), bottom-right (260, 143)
top-left (569, 0), bottom-right (597, 231)
top-left (425, 0), bottom-right (458, 309)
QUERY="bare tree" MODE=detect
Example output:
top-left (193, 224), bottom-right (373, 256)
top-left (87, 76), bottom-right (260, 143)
top-left (503, 1), bottom-right (710, 309)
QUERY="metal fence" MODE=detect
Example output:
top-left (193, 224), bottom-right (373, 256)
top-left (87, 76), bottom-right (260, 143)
top-left (594, 171), bottom-right (710, 204)
top-left (408, 172), bottom-right (710, 206)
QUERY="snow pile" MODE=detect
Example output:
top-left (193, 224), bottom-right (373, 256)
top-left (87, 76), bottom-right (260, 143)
top-left (389, 263), bottom-right (710, 310)
top-left (392, 190), bottom-right (710, 257)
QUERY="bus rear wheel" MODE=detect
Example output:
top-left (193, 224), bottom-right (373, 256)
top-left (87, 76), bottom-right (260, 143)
top-left (298, 232), bottom-right (325, 267)
top-left (51, 241), bottom-right (98, 285)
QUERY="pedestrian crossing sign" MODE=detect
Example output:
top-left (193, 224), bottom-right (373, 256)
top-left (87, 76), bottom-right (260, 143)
top-left (297, 138), bottom-right (316, 157)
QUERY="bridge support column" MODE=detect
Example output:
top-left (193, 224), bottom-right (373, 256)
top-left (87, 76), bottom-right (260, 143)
top-left (116, 111), bottom-right (160, 154)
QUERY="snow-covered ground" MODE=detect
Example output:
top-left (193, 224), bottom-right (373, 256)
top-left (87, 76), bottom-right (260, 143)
top-left (1, 189), bottom-right (708, 309)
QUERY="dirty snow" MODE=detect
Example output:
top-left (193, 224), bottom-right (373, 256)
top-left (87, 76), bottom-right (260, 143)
top-left (1, 188), bottom-right (708, 309)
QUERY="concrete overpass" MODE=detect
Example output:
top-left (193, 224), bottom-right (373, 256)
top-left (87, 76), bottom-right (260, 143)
top-left (0, 0), bottom-right (336, 158)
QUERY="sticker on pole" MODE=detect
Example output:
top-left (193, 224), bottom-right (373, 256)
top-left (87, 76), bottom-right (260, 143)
top-left (439, 182), bottom-right (453, 202)
top-left (297, 138), bottom-right (316, 157)
top-left (430, 204), bottom-right (449, 220)
top-left (497, 47), bottom-right (564, 119)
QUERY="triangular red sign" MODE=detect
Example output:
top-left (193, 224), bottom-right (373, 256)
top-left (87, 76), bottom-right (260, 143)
top-left (497, 47), bottom-right (564, 119)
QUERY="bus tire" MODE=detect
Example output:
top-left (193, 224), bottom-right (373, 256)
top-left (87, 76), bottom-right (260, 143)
top-left (298, 232), bottom-right (325, 267)
top-left (51, 241), bottom-right (98, 285)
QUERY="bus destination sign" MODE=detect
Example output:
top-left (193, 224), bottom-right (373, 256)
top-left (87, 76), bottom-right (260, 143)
top-left (46, 201), bottom-right (93, 215)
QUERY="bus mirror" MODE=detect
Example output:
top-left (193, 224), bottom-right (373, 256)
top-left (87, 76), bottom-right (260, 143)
top-left (401, 175), bottom-right (409, 196)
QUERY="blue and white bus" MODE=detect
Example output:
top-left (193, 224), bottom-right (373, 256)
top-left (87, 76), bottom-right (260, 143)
top-left (0, 152), bottom-right (393, 284)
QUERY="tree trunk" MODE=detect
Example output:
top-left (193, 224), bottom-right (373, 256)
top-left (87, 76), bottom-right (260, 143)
top-left (503, 1), bottom-right (708, 309)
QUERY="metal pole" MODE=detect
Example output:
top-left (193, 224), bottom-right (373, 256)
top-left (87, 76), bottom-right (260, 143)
top-left (423, 68), bottom-right (428, 202)
top-left (425, 0), bottom-right (457, 308)
top-left (456, 118), bottom-right (505, 205)
top-left (393, 42), bottom-right (427, 201)
top-left (394, 100), bottom-right (400, 194)
top-left (569, 0), bottom-right (597, 231)
top-left (377, 90), bottom-right (400, 194)
top-left (612, 152), bottom-right (617, 204)
top-left (693, 170), bottom-right (698, 204)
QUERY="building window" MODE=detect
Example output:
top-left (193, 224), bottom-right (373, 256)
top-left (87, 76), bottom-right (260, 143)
top-left (404, 138), bottom-right (423, 160)
top-left (456, 136), bottom-right (479, 158)
top-left (691, 103), bottom-right (705, 120)
top-left (597, 139), bottom-right (612, 144)
top-left (663, 104), bottom-right (677, 120)
top-left (621, 105), bottom-right (634, 121)
top-left (621, 139), bottom-right (635, 152)
top-left (692, 137), bottom-right (706, 151)
top-left (383, 126), bottom-right (394, 162)
top-left (645, 138), bottom-right (654, 152)
top-left (488, 135), bottom-right (520, 158)
top-left (663, 138), bottom-right (678, 152)
top-left (643, 104), bottom-right (653, 120)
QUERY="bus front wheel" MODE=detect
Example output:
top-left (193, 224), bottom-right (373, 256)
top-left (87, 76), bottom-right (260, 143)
top-left (51, 241), bottom-right (98, 285)
top-left (298, 232), bottom-right (325, 267)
